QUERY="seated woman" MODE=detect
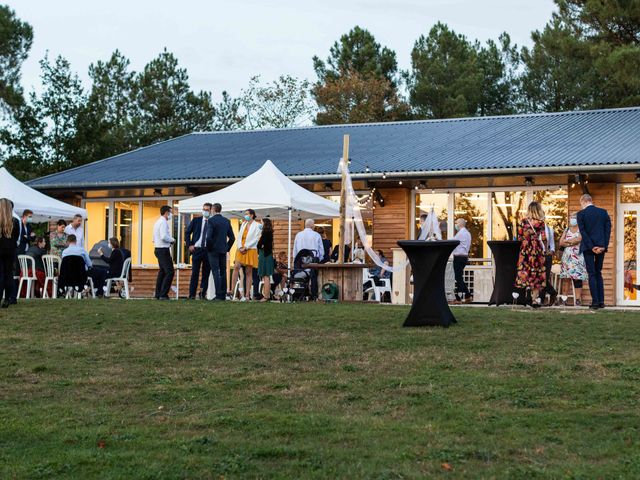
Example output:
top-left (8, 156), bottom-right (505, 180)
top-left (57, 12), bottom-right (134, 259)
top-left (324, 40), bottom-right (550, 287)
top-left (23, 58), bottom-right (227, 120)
top-left (25, 236), bottom-right (47, 297)
top-left (230, 209), bottom-right (261, 301)
top-left (99, 237), bottom-right (125, 280)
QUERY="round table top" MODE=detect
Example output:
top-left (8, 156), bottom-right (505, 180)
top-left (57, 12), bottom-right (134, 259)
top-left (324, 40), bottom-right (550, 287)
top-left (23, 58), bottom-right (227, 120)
top-left (397, 240), bottom-right (460, 247)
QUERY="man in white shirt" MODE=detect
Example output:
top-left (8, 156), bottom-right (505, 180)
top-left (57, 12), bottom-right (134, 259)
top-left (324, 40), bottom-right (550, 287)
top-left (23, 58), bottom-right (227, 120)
top-left (452, 218), bottom-right (472, 303)
top-left (153, 205), bottom-right (175, 300)
top-left (61, 234), bottom-right (92, 270)
top-left (64, 214), bottom-right (85, 249)
top-left (293, 219), bottom-right (324, 299)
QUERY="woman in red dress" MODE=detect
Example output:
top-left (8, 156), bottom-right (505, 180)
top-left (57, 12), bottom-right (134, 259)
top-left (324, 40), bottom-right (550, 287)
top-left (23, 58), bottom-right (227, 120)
top-left (515, 201), bottom-right (547, 307)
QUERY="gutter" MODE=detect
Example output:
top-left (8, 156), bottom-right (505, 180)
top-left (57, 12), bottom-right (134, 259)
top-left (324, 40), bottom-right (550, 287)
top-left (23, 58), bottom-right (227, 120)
top-left (30, 163), bottom-right (640, 190)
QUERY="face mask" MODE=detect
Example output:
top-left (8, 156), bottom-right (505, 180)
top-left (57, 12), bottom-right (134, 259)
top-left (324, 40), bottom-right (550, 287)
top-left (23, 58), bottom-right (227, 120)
top-left (570, 218), bottom-right (577, 226)
top-left (167, 213), bottom-right (173, 221)
top-left (455, 225), bottom-right (460, 231)
top-left (202, 211), bottom-right (211, 218)
top-left (244, 215), bottom-right (251, 221)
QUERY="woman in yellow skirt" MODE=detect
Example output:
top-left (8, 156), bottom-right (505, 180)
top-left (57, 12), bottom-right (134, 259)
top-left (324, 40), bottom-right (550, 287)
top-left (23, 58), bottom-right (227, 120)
top-left (231, 209), bottom-right (262, 301)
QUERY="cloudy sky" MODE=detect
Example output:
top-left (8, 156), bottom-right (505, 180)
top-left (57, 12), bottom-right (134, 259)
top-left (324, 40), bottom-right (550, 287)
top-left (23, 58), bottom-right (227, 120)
top-left (11, 0), bottom-right (556, 100)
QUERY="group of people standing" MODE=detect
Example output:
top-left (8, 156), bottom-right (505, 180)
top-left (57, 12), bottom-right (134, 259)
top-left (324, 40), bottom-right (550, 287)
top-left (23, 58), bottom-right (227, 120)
top-left (515, 194), bottom-right (611, 309)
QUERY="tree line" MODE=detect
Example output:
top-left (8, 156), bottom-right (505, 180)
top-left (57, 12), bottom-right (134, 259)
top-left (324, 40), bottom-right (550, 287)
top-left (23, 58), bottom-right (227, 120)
top-left (1, 0), bottom-right (639, 179)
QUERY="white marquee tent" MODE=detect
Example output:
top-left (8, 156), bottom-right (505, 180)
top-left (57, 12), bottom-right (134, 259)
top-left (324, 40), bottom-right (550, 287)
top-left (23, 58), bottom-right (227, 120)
top-left (178, 160), bottom-right (340, 276)
top-left (0, 167), bottom-right (87, 221)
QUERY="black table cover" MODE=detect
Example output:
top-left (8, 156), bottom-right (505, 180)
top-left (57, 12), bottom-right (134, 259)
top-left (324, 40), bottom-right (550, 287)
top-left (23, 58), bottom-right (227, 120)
top-left (487, 240), bottom-right (522, 306)
top-left (397, 240), bottom-right (460, 327)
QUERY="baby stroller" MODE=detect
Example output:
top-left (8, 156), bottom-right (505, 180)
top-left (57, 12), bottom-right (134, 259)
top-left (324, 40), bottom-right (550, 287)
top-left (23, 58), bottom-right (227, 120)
top-left (285, 249), bottom-right (319, 302)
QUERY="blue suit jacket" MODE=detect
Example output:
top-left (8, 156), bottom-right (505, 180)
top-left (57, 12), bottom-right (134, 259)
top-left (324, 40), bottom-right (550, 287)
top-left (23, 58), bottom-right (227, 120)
top-left (185, 216), bottom-right (207, 250)
top-left (205, 214), bottom-right (235, 254)
top-left (577, 204), bottom-right (611, 254)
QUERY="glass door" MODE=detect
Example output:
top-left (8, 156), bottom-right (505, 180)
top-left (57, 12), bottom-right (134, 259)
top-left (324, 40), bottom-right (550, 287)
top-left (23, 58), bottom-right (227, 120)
top-left (618, 206), bottom-right (640, 304)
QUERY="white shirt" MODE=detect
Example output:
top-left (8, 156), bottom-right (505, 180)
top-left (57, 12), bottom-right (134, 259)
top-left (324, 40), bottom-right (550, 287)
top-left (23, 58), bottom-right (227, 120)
top-left (293, 228), bottom-right (324, 258)
top-left (545, 224), bottom-right (555, 252)
top-left (452, 227), bottom-right (472, 256)
top-left (64, 224), bottom-right (84, 249)
top-left (194, 217), bottom-right (208, 248)
top-left (153, 216), bottom-right (174, 248)
top-left (62, 244), bottom-right (92, 270)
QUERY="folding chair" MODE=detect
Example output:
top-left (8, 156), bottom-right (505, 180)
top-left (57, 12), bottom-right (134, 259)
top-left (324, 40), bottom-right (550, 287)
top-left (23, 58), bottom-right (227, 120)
top-left (363, 269), bottom-right (391, 302)
top-left (17, 255), bottom-right (37, 299)
top-left (42, 254), bottom-right (61, 299)
top-left (105, 258), bottom-right (132, 299)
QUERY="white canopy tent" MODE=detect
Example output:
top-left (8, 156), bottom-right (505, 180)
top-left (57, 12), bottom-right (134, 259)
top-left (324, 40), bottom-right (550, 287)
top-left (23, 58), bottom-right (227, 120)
top-left (0, 167), bottom-right (87, 221)
top-left (178, 160), bottom-right (340, 281)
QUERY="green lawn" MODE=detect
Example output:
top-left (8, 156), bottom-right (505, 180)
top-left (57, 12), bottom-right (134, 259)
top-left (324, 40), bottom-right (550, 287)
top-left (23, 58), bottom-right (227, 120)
top-left (1, 301), bottom-right (639, 479)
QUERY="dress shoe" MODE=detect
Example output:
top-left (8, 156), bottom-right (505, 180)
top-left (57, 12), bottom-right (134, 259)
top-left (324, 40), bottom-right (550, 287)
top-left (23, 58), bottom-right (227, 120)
top-left (187, 296), bottom-right (196, 300)
top-left (1, 300), bottom-right (10, 308)
top-left (589, 304), bottom-right (600, 310)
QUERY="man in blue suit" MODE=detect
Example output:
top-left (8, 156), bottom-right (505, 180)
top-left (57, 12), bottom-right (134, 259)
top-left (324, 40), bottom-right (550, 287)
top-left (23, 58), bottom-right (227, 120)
top-left (206, 203), bottom-right (235, 301)
top-left (576, 193), bottom-right (611, 309)
top-left (185, 202), bottom-right (212, 299)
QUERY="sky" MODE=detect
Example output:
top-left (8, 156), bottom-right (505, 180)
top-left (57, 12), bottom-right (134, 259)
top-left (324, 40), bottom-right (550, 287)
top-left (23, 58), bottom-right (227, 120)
top-left (10, 0), bottom-right (556, 101)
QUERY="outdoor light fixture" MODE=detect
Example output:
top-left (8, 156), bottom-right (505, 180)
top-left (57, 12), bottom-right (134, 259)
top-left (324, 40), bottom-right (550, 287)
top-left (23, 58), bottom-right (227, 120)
top-left (365, 165), bottom-right (370, 173)
top-left (153, 188), bottom-right (162, 196)
top-left (382, 172), bottom-right (387, 179)
top-left (324, 182), bottom-right (332, 192)
top-left (524, 176), bottom-right (534, 187)
top-left (398, 180), bottom-right (403, 185)
top-left (635, 173), bottom-right (640, 183)
top-left (374, 190), bottom-right (385, 207)
top-left (417, 181), bottom-right (427, 190)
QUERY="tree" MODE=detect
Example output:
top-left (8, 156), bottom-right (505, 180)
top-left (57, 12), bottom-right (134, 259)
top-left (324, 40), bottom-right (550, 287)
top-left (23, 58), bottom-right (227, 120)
top-left (74, 50), bottom-right (137, 164)
top-left (132, 49), bottom-right (215, 145)
top-left (313, 26), bottom-right (398, 85)
top-left (476, 34), bottom-right (521, 116)
top-left (521, 0), bottom-right (640, 111)
top-left (240, 75), bottom-right (314, 129)
top-left (312, 26), bottom-right (408, 124)
top-left (0, 102), bottom-right (46, 179)
top-left (213, 91), bottom-right (245, 131)
top-left (407, 22), bottom-right (482, 119)
top-left (313, 70), bottom-right (410, 125)
top-left (34, 54), bottom-right (85, 173)
top-left (0, 5), bottom-right (33, 114)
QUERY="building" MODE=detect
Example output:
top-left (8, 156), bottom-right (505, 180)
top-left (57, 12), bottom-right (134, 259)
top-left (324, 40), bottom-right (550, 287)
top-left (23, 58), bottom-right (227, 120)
top-left (29, 106), bottom-right (640, 305)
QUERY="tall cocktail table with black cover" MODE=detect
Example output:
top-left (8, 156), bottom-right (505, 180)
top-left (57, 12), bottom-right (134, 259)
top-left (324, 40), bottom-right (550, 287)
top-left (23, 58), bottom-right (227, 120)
top-left (487, 240), bottom-right (522, 306)
top-left (397, 240), bottom-right (460, 327)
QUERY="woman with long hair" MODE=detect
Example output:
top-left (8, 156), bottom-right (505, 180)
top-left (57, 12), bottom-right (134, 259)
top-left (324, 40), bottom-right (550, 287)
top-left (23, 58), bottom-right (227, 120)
top-left (515, 201), bottom-right (547, 307)
top-left (230, 209), bottom-right (261, 301)
top-left (257, 217), bottom-right (275, 302)
top-left (0, 198), bottom-right (20, 308)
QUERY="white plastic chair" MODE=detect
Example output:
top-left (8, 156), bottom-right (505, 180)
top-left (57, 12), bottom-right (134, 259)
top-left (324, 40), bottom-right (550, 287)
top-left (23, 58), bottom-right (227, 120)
top-left (444, 261), bottom-right (456, 301)
top-left (105, 258), bottom-right (132, 299)
top-left (42, 255), bottom-right (61, 299)
top-left (551, 263), bottom-right (577, 305)
top-left (17, 255), bottom-right (37, 299)
top-left (363, 268), bottom-right (392, 302)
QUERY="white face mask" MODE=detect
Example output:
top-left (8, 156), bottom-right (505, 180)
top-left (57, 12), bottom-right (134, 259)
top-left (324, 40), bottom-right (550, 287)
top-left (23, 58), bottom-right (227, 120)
top-left (570, 218), bottom-right (578, 226)
top-left (167, 213), bottom-right (173, 221)
top-left (202, 210), bottom-right (211, 218)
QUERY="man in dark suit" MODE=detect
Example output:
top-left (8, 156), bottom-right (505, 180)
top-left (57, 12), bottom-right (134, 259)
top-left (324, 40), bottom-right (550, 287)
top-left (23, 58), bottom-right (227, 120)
top-left (185, 202), bottom-right (212, 299)
top-left (576, 193), bottom-right (611, 309)
top-left (18, 209), bottom-right (35, 254)
top-left (206, 203), bottom-right (235, 301)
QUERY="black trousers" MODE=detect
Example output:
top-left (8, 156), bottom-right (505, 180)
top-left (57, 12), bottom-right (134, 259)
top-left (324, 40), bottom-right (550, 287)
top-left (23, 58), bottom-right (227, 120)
top-left (89, 266), bottom-right (108, 296)
top-left (10, 252), bottom-right (18, 302)
top-left (189, 248), bottom-right (210, 298)
top-left (453, 255), bottom-right (470, 299)
top-left (542, 254), bottom-right (558, 299)
top-left (207, 252), bottom-right (227, 300)
top-left (154, 247), bottom-right (174, 299)
top-left (0, 251), bottom-right (15, 301)
top-left (584, 251), bottom-right (605, 305)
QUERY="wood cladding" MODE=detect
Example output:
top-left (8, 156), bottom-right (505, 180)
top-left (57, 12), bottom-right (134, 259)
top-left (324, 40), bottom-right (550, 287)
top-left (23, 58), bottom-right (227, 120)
top-left (372, 189), bottom-right (410, 263)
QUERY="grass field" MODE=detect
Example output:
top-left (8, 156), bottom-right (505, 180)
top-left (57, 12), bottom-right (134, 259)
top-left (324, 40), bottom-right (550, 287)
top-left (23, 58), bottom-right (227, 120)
top-left (1, 301), bottom-right (640, 479)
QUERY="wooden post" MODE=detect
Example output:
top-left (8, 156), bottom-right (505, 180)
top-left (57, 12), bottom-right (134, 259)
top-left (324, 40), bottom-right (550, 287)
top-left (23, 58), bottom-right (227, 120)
top-left (337, 134), bottom-right (350, 264)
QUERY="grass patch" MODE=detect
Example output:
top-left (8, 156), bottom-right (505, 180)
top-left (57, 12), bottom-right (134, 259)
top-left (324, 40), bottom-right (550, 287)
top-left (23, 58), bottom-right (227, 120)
top-left (1, 301), bottom-right (640, 478)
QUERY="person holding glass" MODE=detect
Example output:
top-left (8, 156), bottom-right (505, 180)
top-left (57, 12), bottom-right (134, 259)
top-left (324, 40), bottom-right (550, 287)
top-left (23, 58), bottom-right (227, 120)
top-left (559, 212), bottom-right (588, 306)
top-left (230, 209), bottom-right (261, 301)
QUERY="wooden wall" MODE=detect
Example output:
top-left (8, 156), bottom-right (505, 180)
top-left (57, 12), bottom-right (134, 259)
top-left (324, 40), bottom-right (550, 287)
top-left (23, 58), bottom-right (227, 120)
top-left (567, 182), bottom-right (616, 305)
top-left (130, 267), bottom-right (180, 298)
top-left (372, 188), bottom-right (410, 264)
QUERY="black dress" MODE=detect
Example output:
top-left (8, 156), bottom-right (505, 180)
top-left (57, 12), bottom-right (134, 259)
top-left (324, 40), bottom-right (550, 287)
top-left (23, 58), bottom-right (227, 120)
top-left (0, 218), bottom-right (20, 301)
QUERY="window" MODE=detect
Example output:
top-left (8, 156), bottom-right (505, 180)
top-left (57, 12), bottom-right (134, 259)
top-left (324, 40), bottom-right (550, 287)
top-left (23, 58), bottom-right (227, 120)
top-left (454, 192), bottom-right (488, 258)
top-left (415, 193), bottom-right (449, 239)
top-left (141, 200), bottom-right (175, 264)
top-left (620, 185), bottom-right (640, 203)
top-left (535, 188), bottom-right (568, 239)
top-left (85, 202), bottom-right (110, 249)
top-left (491, 191), bottom-right (527, 241)
top-left (115, 202), bottom-right (140, 264)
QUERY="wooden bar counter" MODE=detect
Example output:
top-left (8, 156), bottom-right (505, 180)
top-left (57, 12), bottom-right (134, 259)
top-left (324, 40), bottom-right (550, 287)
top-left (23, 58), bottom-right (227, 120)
top-left (304, 263), bottom-right (370, 302)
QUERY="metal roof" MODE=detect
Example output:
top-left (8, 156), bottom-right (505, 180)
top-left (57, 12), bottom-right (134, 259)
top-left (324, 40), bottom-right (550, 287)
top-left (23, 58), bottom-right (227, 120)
top-left (28, 106), bottom-right (640, 189)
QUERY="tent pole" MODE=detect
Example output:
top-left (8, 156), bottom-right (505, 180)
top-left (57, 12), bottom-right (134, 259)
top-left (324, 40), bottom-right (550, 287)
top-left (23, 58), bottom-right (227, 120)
top-left (175, 211), bottom-right (181, 300)
top-left (287, 207), bottom-right (292, 281)
top-left (338, 134), bottom-right (349, 264)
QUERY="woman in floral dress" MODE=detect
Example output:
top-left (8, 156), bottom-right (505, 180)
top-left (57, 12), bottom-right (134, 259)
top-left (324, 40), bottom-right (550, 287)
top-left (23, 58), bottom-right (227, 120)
top-left (515, 202), bottom-right (547, 307)
top-left (559, 213), bottom-right (588, 306)
top-left (49, 219), bottom-right (68, 257)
